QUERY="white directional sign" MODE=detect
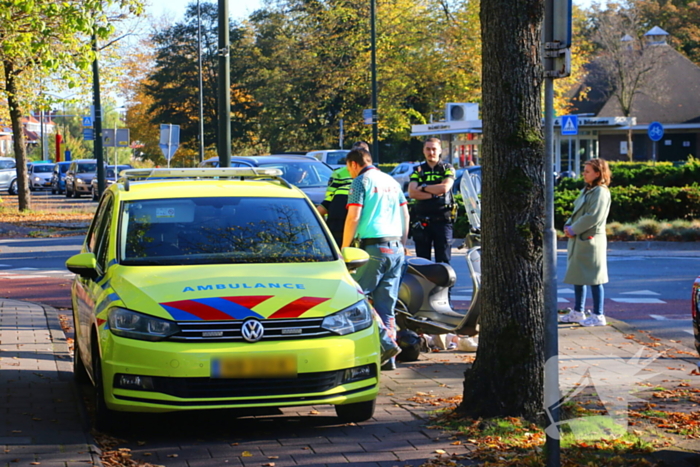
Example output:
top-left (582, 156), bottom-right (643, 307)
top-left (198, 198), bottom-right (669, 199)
top-left (159, 124), bottom-right (180, 161)
top-left (102, 129), bottom-right (130, 148)
top-left (561, 115), bottom-right (579, 136)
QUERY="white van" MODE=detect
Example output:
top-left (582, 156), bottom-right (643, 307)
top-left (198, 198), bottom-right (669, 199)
top-left (306, 149), bottom-right (350, 169)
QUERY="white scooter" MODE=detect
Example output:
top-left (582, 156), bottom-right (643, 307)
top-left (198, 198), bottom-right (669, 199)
top-left (395, 172), bottom-right (482, 337)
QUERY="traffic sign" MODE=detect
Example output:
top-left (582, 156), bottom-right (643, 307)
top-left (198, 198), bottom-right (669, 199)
top-left (363, 109), bottom-right (375, 125)
top-left (102, 129), bottom-right (131, 147)
top-left (82, 116), bottom-right (93, 128)
top-left (560, 115), bottom-right (578, 136)
top-left (82, 128), bottom-right (94, 141)
top-left (648, 121), bottom-right (664, 142)
top-left (159, 124), bottom-right (180, 161)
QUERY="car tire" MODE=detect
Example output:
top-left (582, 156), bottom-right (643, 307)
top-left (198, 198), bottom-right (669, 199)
top-left (73, 341), bottom-right (90, 384)
top-left (92, 187), bottom-right (98, 201)
top-left (335, 399), bottom-right (376, 423)
top-left (92, 342), bottom-right (121, 432)
top-left (74, 189), bottom-right (81, 198)
top-left (8, 179), bottom-right (17, 195)
top-left (51, 186), bottom-right (56, 195)
top-left (65, 186), bottom-right (72, 198)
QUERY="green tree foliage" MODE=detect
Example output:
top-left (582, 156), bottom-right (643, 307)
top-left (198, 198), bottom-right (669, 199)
top-left (635, 0), bottom-right (700, 66)
top-left (144, 3), bottom-right (261, 160)
top-left (243, 0), bottom-right (482, 158)
top-left (0, 0), bottom-right (144, 211)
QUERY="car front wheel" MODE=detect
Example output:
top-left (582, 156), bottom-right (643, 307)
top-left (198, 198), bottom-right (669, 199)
top-left (92, 343), bottom-right (121, 432)
top-left (8, 179), bottom-right (17, 195)
top-left (65, 186), bottom-right (72, 198)
top-left (335, 399), bottom-right (375, 423)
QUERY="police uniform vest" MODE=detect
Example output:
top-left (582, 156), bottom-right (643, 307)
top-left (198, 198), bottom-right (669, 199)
top-left (410, 161), bottom-right (455, 220)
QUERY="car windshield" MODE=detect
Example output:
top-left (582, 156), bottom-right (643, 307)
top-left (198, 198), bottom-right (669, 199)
top-left (120, 197), bottom-right (335, 266)
top-left (77, 163), bottom-right (97, 173)
top-left (33, 165), bottom-right (53, 173)
top-left (325, 151), bottom-right (348, 165)
top-left (60, 164), bottom-right (69, 173)
top-left (0, 160), bottom-right (16, 170)
top-left (258, 161), bottom-right (332, 187)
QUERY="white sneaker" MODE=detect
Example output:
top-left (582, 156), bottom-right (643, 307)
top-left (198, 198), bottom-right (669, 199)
top-left (580, 314), bottom-right (606, 327)
top-left (457, 336), bottom-right (479, 352)
top-left (559, 309), bottom-right (587, 323)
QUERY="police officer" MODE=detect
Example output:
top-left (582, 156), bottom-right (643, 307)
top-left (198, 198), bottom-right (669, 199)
top-left (316, 141), bottom-right (369, 246)
top-left (342, 147), bottom-right (410, 370)
top-left (408, 138), bottom-right (455, 264)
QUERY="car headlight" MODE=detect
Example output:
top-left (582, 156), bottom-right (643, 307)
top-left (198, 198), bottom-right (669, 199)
top-left (76, 178), bottom-right (85, 185)
top-left (321, 299), bottom-right (373, 336)
top-left (108, 308), bottom-right (180, 341)
top-left (33, 176), bottom-right (41, 182)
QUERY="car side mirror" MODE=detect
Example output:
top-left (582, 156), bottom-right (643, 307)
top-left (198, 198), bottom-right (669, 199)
top-left (342, 247), bottom-right (369, 272)
top-left (66, 252), bottom-right (99, 280)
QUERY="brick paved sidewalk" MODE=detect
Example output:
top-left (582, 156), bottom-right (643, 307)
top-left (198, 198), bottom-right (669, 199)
top-left (2, 296), bottom-right (700, 467)
top-left (0, 299), bottom-right (100, 467)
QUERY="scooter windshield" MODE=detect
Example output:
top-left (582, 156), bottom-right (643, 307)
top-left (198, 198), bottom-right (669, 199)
top-left (460, 170), bottom-right (481, 231)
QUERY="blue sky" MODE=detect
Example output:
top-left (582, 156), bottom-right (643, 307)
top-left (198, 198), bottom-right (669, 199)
top-left (147, 0), bottom-right (598, 23)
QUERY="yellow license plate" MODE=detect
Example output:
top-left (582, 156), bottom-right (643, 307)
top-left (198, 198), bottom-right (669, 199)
top-left (211, 355), bottom-right (297, 379)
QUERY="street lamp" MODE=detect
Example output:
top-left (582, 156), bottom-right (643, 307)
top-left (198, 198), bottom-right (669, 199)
top-left (197, 0), bottom-right (205, 163)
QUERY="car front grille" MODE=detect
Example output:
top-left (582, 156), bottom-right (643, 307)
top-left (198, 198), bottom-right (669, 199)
top-left (170, 317), bottom-right (333, 342)
top-left (113, 366), bottom-right (378, 401)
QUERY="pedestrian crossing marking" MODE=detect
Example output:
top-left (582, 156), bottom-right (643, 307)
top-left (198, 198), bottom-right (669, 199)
top-left (620, 290), bottom-right (661, 296)
top-left (558, 298), bottom-right (569, 303)
top-left (558, 288), bottom-right (575, 294)
top-left (563, 118), bottom-right (576, 132)
top-left (612, 298), bottom-right (665, 304)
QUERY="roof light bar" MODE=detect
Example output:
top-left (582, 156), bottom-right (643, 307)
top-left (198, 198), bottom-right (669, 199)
top-left (119, 167), bottom-right (290, 191)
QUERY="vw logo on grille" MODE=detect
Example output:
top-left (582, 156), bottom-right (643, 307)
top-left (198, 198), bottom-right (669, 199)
top-left (241, 319), bottom-right (264, 342)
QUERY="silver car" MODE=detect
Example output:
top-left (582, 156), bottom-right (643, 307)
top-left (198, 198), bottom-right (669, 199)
top-left (0, 157), bottom-right (18, 195)
top-left (389, 161), bottom-right (420, 192)
top-left (27, 163), bottom-right (54, 190)
top-left (65, 159), bottom-right (99, 198)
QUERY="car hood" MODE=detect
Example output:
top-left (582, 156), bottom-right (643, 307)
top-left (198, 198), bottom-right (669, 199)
top-left (102, 261), bottom-right (364, 321)
top-left (299, 186), bottom-right (326, 205)
top-left (76, 174), bottom-right (95, 181)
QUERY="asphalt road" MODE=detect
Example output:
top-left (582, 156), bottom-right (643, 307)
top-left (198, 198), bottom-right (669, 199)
top-left (0, 235), bottom-right (698, 350)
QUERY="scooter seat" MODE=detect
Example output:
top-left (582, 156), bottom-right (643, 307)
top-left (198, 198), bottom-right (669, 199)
top-left (406, 257), bottom-right (456, 288)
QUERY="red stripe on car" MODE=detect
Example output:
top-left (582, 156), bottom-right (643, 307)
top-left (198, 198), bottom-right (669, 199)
top-left (269, 297), bottom-right (330, 319)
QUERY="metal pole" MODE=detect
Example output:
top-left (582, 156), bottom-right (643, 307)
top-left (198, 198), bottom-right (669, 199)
top-left (40, 109), bottom-right (45, 160)
top-left (197, 0), bottom-right (205, 163)
top-left (370, 0), bottom-right (379, 162)
top-left (92, 30), bottom-right (105, 197)
top-left (168, 124), bottom-right (172, 169)
top-left (544, 0), bottom-right (560, 465)
top-left (217, 0), bottom-right (231, 167)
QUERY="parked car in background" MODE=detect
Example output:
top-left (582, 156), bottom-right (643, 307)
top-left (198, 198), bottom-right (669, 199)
top-left (51, 161), bottom-right (71, 194)
top-left (0, 157), bottom-right (18, 195)
top-left (27, 162), bottom-right (54, 191)
top-left (389, 162), bottom-right (420, 192)
top-left (693, 275), bottom-right (700, 357)
top-left (306, 149), bottom-right (350, 169)
top-left (91, 164), bottom-right (133, 200)
top-left (65, 159), bottom-right (99, 198)
top-left (198, 155), bottom-right (333, 204)
top-left (454, 165), bottom-right (482, 195)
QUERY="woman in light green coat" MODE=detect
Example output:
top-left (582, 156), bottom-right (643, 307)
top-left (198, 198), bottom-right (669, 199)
top-left (559, 158), bottom-right (612, 327)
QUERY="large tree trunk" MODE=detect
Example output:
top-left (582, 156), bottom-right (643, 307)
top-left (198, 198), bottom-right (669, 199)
top-left (3, 60), bottom-right (31, 211)
top-left (457, 0), bottom-right (545, 420)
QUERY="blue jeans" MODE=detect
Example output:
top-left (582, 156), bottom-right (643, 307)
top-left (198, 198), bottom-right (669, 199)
top-left (574, 284), bottom-right (604, 315)
top-left (356, 242), bottom-right (405, 344)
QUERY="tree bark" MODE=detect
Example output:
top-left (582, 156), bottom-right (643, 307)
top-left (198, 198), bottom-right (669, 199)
top-left (457, 0), bottom-right (545, 420)
top-left (3, 60), bottom-right (31, 211)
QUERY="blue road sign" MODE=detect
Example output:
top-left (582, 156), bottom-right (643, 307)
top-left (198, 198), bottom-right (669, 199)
top-left (82, 128), bottom-right (94, 141)
top-left (561, 115), bottom-right (579, 136)
top-left (82, 116), bottom-right (93, 128)
top-left (648, 121), bottom-right (664, 142)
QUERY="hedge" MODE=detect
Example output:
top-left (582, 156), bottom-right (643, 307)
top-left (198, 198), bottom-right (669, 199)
top-left (554, 185), bottom-right (700, 228)
top-left (556, 158), bottom-right (700, 190)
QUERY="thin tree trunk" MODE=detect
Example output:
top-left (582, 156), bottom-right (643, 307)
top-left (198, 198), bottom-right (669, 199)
top-left (3, 60), bottom-right (30, 211)
top-left (457, 0), bottom-right (545, 420)
top-left (627, 126), bottom-right (634, 161)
